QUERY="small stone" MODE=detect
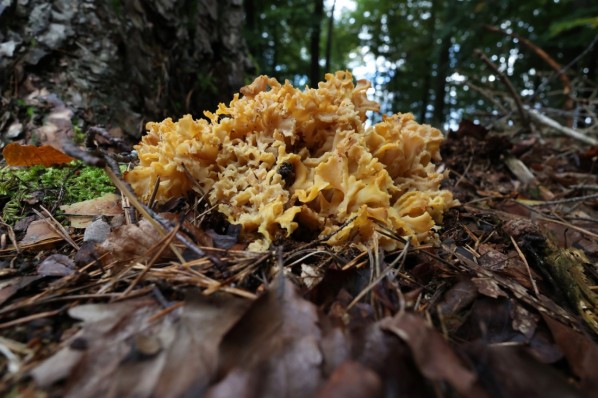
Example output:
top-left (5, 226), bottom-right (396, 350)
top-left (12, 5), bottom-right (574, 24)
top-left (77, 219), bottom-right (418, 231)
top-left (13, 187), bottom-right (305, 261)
top-left (37, 254), bottom-right (76, 276)
top-left (83, 217), bottom-right (110, 243)
top-left (0, 40), bottom-right (19, 58)
top-left (6, 122), bottom-right (23, 138)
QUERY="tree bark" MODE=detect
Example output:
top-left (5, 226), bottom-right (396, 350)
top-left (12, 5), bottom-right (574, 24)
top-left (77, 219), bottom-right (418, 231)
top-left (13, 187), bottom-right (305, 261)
top-left (324, 0), bottom-right (336, 73)
top-left (0, 0), bottom-right (251, 138)
top-left (310, 0), bottom-right (324, 87)
top-left (419, 0), bottom-right (436, 123)
top-left (432, 30), bottom-right (451, 126)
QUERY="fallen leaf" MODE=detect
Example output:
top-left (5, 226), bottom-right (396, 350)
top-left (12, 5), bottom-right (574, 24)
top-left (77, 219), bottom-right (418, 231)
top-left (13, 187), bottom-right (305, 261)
top-left (37, 254), bottom-right (76, 276)
top-left (463, 342), bottom-right (584, 398)
top-left (543, 315), bottom-right (598, 396)
top-left (436, 278), bottom-right (479, 332)
top-left (352, 321), bottom-right (430, 397)
top-left (60, 193), bottom-right (121, 225)
top-left (315, 361), bottom-right (382, 398)
top-left (381, 312), bottom-right (487, 398)
top-left (472, 277), bottom-right (508, 298)
top-left (213, 276), bottom-right (323, 398)
top-left (60, 193), bottom-right (121, 228)
top-left (0, 275), bottom-right (43, 306)
top-left (511, 303), bottom-right (538, 340)
top-left (30, 298), bottom-right (157, 390)
top-left (456, 297), bottom-right (517, 343)
top-left (149, 293), bottom-right (250, 398)
top-left (30, 293), bottom-right (250, 398)
top-left (2, 142), bottom-right (74, 167)
top-left (19, 219), bottom-right (62, 246)
top-left (205, 369), bottom-right (257, 398)
top-left (97, 219), bottom-right (163, 265)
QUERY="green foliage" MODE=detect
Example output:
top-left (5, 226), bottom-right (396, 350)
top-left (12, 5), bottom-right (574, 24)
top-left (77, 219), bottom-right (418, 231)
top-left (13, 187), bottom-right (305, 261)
top-left (245, 0), bottom-right (598, 128)
top-left (549, 16), bottom-right (598, 37)
top-left (244, 0), bottom-right (322, 85)
top-left (0, 162), bottom-right (115, 224)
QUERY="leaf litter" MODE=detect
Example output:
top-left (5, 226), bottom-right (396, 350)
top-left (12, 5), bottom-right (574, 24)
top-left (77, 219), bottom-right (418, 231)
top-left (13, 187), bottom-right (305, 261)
top-left (0, 119), bottom-right (598, 397)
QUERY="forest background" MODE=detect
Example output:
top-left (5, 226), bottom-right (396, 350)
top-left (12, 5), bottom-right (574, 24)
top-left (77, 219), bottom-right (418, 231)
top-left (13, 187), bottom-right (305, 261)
top-left (0, 1), bottom-right (598, 396)
top-left (1, 0), bottom-right (597, 137)
top-left (245, 0), bottom-right (597, 130)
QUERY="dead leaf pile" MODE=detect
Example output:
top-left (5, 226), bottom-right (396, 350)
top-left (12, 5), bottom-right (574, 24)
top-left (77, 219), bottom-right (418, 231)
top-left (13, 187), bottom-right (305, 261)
top-left (0, 119), bottom-right (597, 397)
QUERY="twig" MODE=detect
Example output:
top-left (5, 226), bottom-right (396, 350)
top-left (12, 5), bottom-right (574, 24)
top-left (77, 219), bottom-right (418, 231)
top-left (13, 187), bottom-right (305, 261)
top-left (33, 206), bottom-right (79, 250)
top-left (102, 158), bottom-right (225, 270)
top-left (0, 307), bottom-right (66, 330)
top-left (509, 235), bottom-right (539, 297)
top-left (571, 184), bottom-right (598, 191)
top-left (50, 163), bottom-right (82, 213)
top-left (526, 192), bottom-right (598, 206)
top-left (474, 49), bottom-right (531, 131)
top-left (0, 217), bottom-right (19, 253)
top-left (347, 240), bottom-right (410, 310)
top-left (485, 24), bottom-right (574, 125)
top-left (524, 106), bottom-right (598, 145)
top-left (122, 224), bottom-right (181, 297)
top-left (86, 126), bottom-right (131, 153)
top-left (463, 81), bottom-right (510, 115)
top-left (147, 301), bottom-right (185, 323)
top-left (535, 32), bottom-right (598, 100)
top-left (283, 215), bottom-right (358, 259)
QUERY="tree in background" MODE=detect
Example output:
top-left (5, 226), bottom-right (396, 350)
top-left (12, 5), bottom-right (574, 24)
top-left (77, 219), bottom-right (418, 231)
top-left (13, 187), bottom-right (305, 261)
top-left (243, 0), bottom-right (356, 86)
top-left (347, 0), bottom-right (598, 129)
top-left (0, 0), bottom-right (251, 136)
top-left (244, 0), bottom-right (597, 129)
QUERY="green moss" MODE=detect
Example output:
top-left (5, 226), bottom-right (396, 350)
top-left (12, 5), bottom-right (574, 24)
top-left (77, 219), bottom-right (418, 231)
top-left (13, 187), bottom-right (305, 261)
top-left (0, 162), bottom-right (116, 224)
top-left (72, 122), bottom-right (85, 145)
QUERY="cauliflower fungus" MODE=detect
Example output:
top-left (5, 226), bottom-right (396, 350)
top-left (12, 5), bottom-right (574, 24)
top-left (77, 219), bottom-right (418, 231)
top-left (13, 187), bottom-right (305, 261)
top-left (126, 71), bottom-right (455, 251)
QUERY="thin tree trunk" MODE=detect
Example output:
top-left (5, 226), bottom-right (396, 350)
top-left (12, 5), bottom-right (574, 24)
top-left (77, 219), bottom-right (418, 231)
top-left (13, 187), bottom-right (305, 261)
top-left (325, 0), bottom-right (336, 73)
top-left (0, 0), bottom-right (250, 137)
top-left (432, 32), bottom-right (451, 126)
top-left (419, 0), bottom-right (437, 123)
top-left (271, 23), bottom-right (279, 77)
top-left (310, 0), bottom-right (324, 86)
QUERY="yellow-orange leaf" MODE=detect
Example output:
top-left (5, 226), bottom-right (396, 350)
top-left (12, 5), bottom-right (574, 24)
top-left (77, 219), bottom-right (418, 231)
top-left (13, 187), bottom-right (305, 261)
top-left (2, 143), bottom-right (74, 167)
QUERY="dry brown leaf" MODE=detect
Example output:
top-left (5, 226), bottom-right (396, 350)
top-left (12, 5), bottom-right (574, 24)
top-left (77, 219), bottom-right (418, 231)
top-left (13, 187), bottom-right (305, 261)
top-left (315, 361), bottom-right (382, 398)
top-left (381, 312), bottom-right (487, 398)
top-left (0, 275), bottom-right (43, 306)
top-left (60, 193), bottom-right (121, 228)
top-left (30, 294), bottom-right (251, 398)
top-left (351, 322), bottom-right (431, 397)
top-left (205, 369), bottom-right (257, 398)
top-left (2, 142), bottom-right (74, 167)
top-left (19, 219), bottom-right (62, 246)
top-left (436, 278), bottom-right (479, 332)
top-left (37, 254), bottom-right (76, 277)
top-left (97, 219), bottom-right (162, 265)
top-left (212, 276), bottom-right (323, 398)
top-left (31, 298), bottom-right (158, 391)
top-left (472, 277), bottom-right (508, 298)
top-left (149, 293), bottom-right (250, 397)
top-left (463, 342), bottom-right (584, 398)
top-left (511, 303), bottom-right (538, 339)
top-left (543, 315), bottom-right (598, 396)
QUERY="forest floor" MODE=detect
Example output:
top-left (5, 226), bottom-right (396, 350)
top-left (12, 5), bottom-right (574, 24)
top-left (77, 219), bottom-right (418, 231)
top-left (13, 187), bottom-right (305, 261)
top-left (1, 105), bottom-right (597, 397)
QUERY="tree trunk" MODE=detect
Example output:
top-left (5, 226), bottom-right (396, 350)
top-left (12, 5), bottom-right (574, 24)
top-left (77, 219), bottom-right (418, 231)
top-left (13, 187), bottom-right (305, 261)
top-left (310, 0), bottom-right (324, 87)
top-left (432, 31), bottom-right (451, 127)
top-left (419, 0), bottom-right (436, 123)
top-left (0, 0), bottom-right (251, 139)
top-left (324, 0), bottom-right (336, 73)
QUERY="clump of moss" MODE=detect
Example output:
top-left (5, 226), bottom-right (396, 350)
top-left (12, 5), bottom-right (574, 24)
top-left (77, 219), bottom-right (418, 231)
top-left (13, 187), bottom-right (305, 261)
top-left (0, 162), bottom-right (116, 224)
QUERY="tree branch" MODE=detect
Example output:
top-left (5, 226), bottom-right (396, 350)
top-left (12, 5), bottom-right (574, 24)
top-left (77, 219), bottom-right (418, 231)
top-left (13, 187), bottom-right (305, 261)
top-left (474, 49), bottom-right (531, 131)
